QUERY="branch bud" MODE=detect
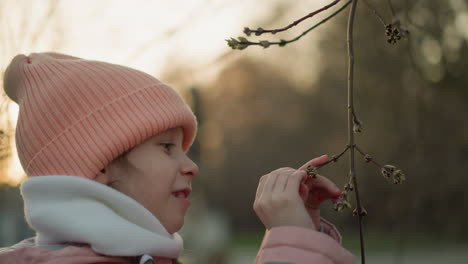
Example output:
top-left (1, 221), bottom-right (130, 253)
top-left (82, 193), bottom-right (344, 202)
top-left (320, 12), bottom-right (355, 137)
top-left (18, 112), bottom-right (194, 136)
top-left (306, 166), bottom-right (318, 178)
top-left (353, 207), bottom-right (367, 216)
top-left (226, 37), bottom-right (249, 50)
top-left (353, 116), bottom-right (363, 133)
top-left (381, 165), bottom-right (396, 179)
top-left (238, 36), bottom-right (248, 42)
top-left (334, 203), bottom-right (346, 212)
top-left (364, 154), bottom-right (372, 163)
top-left (255, 27), bottom-right (264, 36)
top-left (344, 183), bottom-right (354, 191)
top-left (226, 37), bottom-right (238, 49)
top-left (392, 169), bottom-right (406, 184)
top-left (334, 191), bottom-right (351, 212)
top-left (243, 27), bottom-right (252, 36)
top-left (383, 165), bottom-right (396, 173)
top-left (360, 207), bottom-right (368, 216)
top-left (279, 39), bottom-right (287, 47)
top-left (259, 40), bottom-right (270, 49)
top-left (385, 22), bottom-right (408, 44)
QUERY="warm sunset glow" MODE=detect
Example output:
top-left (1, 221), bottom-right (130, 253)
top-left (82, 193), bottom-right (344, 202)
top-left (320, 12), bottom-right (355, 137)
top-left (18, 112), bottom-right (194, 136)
top-left (1, 0), bottom-right (262, 185)
top-left (1, 0), bottom-right (327, 185)
top-left (0, 103), bottom-right (24, 186)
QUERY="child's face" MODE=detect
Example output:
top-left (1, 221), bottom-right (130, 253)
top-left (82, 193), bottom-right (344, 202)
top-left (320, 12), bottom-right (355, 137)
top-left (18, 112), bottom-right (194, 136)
top-left (106, 127), bottom-right (198, 234)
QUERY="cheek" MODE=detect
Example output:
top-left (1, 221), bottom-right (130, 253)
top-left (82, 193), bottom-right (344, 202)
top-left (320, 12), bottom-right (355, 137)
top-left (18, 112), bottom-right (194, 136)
top-left (139, 167), bottom-right (176, 206)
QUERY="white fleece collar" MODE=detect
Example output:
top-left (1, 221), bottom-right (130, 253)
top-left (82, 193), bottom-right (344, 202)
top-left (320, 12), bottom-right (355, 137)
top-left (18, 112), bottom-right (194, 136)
top-left (20, 175), bottom-right (183, 258)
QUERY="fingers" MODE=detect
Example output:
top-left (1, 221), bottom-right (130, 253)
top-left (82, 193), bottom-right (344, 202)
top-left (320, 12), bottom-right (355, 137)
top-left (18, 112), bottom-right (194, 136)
top-left (253, 167), bottom-right (313, 230)
top-left (284, 169), bottom-right (307, 195)
top-left (297, 155), bottom-right (341, 201)
top-left (299, 154), bottom-right (330, 171)
top-left (274, 168), bottom-right (295, 192)
top-left (262, 171), bottom-right (279, 194)
top-left (304, 175), bottom-right (341, 210)
top-left (305, 174), bottom-right (341, 198)
top-left (262, 168), bottom-right (291, 194)
top-left (255, 175), bottom-right (267, 201)
top-left (255, 168), bottom-right (294, 204)
top-left (253, 156), bottom-right (342, 231)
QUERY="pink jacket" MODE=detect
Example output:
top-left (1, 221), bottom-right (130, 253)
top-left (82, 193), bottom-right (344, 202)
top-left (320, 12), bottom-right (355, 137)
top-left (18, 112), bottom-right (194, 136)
top-left (1, 177), bottom-right (354, 263)
top-left (255, 220), bottom-right (355, 264)
top-left (0, 219), bottom-right (354, 264)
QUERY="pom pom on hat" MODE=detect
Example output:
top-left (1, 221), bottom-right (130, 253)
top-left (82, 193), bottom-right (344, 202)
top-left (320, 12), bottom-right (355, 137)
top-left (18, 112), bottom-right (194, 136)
top-left (3, 52), bottom-right (197, 179)
top-left (4, 54), bottom-right (28, 103)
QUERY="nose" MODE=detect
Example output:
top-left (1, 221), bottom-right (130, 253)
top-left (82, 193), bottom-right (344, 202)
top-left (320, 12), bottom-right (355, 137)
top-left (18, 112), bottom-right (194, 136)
top-left (181, 155), bottom-right (199, 178)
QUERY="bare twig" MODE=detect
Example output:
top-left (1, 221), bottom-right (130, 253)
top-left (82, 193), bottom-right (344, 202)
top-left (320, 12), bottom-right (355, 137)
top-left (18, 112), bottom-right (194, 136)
top-left (347, 0), bottom-right (366, 263)
top-left (387, 0), bottom-right (396, 17)
top-left (227, 0), bottom-right (352, 49)
top-left (321, 145), bottom-right (350, 168)
top-left (227, 0), bottom-right (409, 261)
top-left (355, 145), bottom-right (383, 168)
top-left (245, 0), bottom-right (341, 36)
top-left (362, 0), bottom-right (386, 25)
top-left (355, 145), bottom-right (406, 184)
top-left (306, 145), bottom-right (350, 177)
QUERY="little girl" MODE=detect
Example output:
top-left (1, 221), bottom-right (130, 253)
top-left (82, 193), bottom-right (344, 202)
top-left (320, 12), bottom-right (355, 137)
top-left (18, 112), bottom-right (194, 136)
top-left (0, 53), bottom-right (354, 264)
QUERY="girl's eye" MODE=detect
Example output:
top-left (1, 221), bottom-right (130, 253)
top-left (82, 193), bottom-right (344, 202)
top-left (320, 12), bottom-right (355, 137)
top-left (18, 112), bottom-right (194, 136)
top-left (161, 143), bottom-right (174, 151)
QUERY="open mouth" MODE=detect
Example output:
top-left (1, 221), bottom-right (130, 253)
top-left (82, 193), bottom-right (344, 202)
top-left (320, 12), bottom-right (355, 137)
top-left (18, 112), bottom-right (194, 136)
top-left (172, 188), bottom-right (191, 199)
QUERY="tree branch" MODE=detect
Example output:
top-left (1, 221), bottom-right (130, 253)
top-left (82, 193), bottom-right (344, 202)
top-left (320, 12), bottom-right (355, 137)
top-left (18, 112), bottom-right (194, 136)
top-left (306, 145), bottom-right (350, 177)
top-left (355, 145), bottom-right (406, 184)
top-left (355, 145), bottom-right (383, 168)
top-left (347, 0), bottom-right (366, 263)
top-left (245, 0), bottom-right (341, 36)
top-left (387, 0), bottom-right (396, 17)
top-left (227, 0), bottom-right (352, 49)
top-left (362, 0), bottom-right (386, 25)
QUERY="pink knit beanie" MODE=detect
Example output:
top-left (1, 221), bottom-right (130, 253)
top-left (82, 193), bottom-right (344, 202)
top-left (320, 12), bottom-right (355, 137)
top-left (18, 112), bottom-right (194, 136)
top-left (3, 52), bottom-right (197, 179)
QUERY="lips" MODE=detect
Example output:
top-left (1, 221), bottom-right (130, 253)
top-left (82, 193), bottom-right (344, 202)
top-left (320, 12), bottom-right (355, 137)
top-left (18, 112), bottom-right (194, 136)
top-left (172, 188), bottom-right (191, 199)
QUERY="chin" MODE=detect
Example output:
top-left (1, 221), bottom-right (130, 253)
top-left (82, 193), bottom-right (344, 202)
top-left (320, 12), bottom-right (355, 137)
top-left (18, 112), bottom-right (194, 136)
top-left (166, 219), bottom-right (184, 234)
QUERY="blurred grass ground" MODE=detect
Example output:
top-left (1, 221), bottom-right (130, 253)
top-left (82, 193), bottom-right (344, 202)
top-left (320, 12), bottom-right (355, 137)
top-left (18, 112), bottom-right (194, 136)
top-left (226, 230), bottom-right (468, 264)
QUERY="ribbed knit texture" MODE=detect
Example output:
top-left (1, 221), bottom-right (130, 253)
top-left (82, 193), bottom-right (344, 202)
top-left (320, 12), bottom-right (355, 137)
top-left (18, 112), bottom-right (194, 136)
top-left (3, 52), bottom-right (197, 179)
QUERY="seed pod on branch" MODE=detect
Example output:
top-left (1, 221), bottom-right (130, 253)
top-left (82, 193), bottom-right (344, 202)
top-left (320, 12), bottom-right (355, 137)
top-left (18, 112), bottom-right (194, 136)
top-left (381, 164), bottom-right (396, 179)
top-left (392, 169), bottom-right (406, 184)
top-left (243, 27), bottom-right (252, 36)
top-left (255, 27), bottom-right (264, 36)
top-left (344, 182), bottom-right (354, 191)
top-left (353, 115), bottom-right (363, 133)
top-left (306, 166), bottom-right (318, 178)
top-left (353, 207), bottom-right (367, 217)
top-left (334, 191), bottom-right (352, 212)
top-left (259, 40), bottom-right (270, 49)
top-left (226, 37), bottom-right (249, 50)
top-left (364, 154), bottom-right (372, 163)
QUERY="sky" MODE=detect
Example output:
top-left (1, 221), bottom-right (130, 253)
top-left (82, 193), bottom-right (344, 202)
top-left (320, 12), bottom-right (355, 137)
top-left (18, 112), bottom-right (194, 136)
top-left (0, 0), bottom-right (330, 185)
top-left (2, 0), bottom-right (467, 185)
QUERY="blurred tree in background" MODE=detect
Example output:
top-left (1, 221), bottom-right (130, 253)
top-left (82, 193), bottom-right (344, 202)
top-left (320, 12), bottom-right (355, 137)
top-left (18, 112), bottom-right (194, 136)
top-left (1, 0), bottom-right (467, 261)
top-left (194, 0), bottom-right (468, 243)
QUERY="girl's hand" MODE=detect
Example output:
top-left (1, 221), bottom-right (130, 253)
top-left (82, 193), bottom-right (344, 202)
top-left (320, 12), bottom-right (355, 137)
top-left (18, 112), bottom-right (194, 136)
top-left (298, 155), bottom-right (342, 230)
top-left (253, 167), bottom-right (313, 230)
